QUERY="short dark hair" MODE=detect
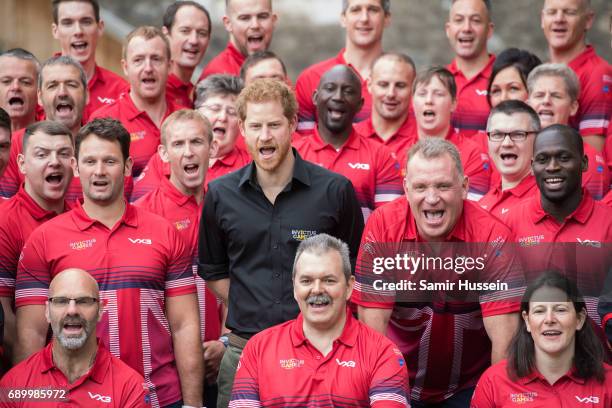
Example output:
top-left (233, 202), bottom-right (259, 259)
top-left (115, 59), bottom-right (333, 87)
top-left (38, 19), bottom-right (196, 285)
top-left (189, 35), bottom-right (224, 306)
top-left (507, 271), bottom-right (608, 382)
top-left (536, 124), bottom-right (584, 157)
top-left (239, 50), bottom-right (287, 81)
top-left (194, 74), bottom-right (243, 109)
top-left (487, 100), bottom-right (541, 133)
top-left (0, 108), bottom-right (11, 134)
top-left (52, 0), bottom-right (100, 24)
top-left (487, 48), bottom-right (541, 107)
top-left (38, 55), bottom-right (87, 91)
top-left (342, 0), bottom-right (390, 15)
top-left (162, 1), bottom-right (211, 37)
top-left (412, 66), bottom-right (456, 101)
top-left (75, 118), bottom-right (130, 162)
top-left (23, 120), bottom-right (73, 152)
top-left (371, 52), bottom-right (416, 75)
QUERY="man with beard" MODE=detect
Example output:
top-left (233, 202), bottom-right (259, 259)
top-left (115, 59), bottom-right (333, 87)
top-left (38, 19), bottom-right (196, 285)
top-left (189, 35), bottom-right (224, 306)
top-left (0, 268), bottom-right (147, 407)
top-left (199, 79), bottom-right (363, 407)
top-left (2, 56), bottom-right (87, 201)
top-left (0, 121), bottom-right (74, 365)
top-left (197, 0), bottom-right (277, 82)
top-left (162, 1), bottom-right (211, 108)
top-left (15, 118), bottom-right (204, 407)
top-left (294, 64), bottom-right (403, 221)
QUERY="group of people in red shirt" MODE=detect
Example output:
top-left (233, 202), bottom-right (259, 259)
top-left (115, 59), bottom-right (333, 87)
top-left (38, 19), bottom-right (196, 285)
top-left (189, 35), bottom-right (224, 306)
top-left (0, 0), bottom-right (610, 407)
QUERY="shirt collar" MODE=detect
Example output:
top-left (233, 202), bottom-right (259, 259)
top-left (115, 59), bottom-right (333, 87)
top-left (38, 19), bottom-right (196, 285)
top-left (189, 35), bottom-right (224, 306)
top-left (448, 54), bottom-right (495, 81)
top-left (214, 147), bottom-right (241, 168)
top-left (359, 116), bottom-right (415, 144)
top-left (160, 175), bottom-right (200, 208)
top-left (167, 73), bottom-right (193, 92)
top-left (531, 189), bottom-right (594, 224)
top-left (568, 45), bottom-right (595, 70)
top-left (238, 148), bottom-right (311, 189)
top-left (311, 126), bottom-right (361, 152)
top-left (491, 175), bottom-right (537, 197)
top-left (16, 184), bottom-right (66, 220)
top-left (335, 49), bottom-right (367, 84)
top-left (290, 308), bottom-right (359, 348)
top-left (88, 65), bottom-right (104, 90)
top-left (227, 42), bottom-right (247, 66)
top-left (519, 366), bottom-right (585, 385)
top-left (122, 93), bottom-right (180, 122)
top-left (41, 341), bottom-right (111, 385)
top-left (72, 200), bottom-right (138, 231)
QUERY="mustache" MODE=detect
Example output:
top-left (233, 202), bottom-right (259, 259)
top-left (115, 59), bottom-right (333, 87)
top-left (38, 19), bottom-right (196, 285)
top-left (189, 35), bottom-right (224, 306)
top-left (306, 294), bottom-right (332, 305)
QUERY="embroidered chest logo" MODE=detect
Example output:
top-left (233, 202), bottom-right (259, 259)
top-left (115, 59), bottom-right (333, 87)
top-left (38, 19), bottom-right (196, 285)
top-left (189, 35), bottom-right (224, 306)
top-left (291, 229), bottom-right (317, 241)
top-left (128, 238), bottom-right (152, 245)
top-left (97, 96), bottom-right (115, 104)
top-left (174, 219), bottom-right (191, 231)
top-left (348, 162), bottom-right (370, 170)
top-left (88, 392), bottom-right (111, 403)
top-left (575, 395), bottom-right (599, 404)
top-left (576, 238), bottom-right (601, 248)
top-left (518, 234), bottom-right (544, 247)
top-left (69, 238), bottom-right (97, 251)
top-left (280, 358), bottom-right (304, 370)
top-left (130, 131), bottom-right (146, 142)
top-left (336, 358), bottom-right (356, 368)
top-left (475, 89), bottom-right (488, 96)
top-left (510, 392), bottom-right (537, 403)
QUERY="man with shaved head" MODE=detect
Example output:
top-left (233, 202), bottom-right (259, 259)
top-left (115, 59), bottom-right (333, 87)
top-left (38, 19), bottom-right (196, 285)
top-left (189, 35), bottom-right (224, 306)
top-left (294, 64), bottom-right (403, 221)
top-left (1, 269), bottom-right (148, 407)
top-left (197, 0), bottom-right (278, 82)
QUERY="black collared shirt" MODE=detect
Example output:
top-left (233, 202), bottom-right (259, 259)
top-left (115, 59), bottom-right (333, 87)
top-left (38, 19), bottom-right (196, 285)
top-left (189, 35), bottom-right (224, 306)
top-left (198, 149), bottom-right (364, 337)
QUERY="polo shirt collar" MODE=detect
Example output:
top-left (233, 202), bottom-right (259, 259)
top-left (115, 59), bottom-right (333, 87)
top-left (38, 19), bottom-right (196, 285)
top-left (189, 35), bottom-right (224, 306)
top-left (290, 308), bottom-right (358, 348)
top-left (227, 42), bottom-right (246, 66)
top-left (213, 147), bottom-right (241, 169)
top-left (312, 126), bottom-right (361, 152)
top-left (568, 45), bottom-right (595, 70)
top-left (448, 54), bottom-right (495, 81)
top-left (16, 184), bottom-right (66, 220)
top-left (122, 93), bottom-right (178, 122)
top-left (88, 65), bottom-right (105, 90)
top-left (360, 116), bottom-right (414, 144)
top-left (403, 198), bottom-right (468, 241)
top-left (491, 175), bottom-right (536, 197)
top-left (335, 49), bottom-right (366, 84)
top-left (167, 72), bottom-right (193, 93)
top-left (531, 189), bottom-right (594, 224)
top-left (239, 148), bottom-right (311, 189)
top-left (72, 200), bottom-right (138, 230)
top-left (519, 366), bottom-right (585, 386)
top-left (160, 175), bottom-right (200, 207)
top-left (41, 342), bottom-right (111, 385)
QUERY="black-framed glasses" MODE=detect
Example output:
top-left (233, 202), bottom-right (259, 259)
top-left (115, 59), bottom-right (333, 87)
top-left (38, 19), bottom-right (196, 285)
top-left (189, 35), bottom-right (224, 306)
top-left (48, 297), bottom-right (98, 307)
top-left (487, 130), bottom-right (536, 142)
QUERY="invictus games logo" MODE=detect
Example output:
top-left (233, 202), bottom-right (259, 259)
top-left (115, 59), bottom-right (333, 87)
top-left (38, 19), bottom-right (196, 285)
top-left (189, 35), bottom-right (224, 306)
top-left (279, 358), bottom-right (304, 370)
top-left (510, 392), bottom-right (537, 404)
top-left (69, 238), bottom-right (97, 251)
top-left (518, 235), bottom-right (544, 247)
top-left (291, 229), bottom-right (317, 241)
top-left (130, 131), bottom-right (146, 142)
top-left (174, 219), bottom-right (191, 231)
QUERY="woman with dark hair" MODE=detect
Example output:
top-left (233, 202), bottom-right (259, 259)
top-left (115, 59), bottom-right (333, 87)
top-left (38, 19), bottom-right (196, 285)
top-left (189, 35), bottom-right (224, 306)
top-left (487, 48), bottom-right (541, 108)
top-left (471, 271), bottom-right (611, 407)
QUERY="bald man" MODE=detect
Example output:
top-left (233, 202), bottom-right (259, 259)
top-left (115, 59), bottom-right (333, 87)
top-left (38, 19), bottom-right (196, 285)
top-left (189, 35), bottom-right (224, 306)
top-left (2, 269), bottom-right (148, 407)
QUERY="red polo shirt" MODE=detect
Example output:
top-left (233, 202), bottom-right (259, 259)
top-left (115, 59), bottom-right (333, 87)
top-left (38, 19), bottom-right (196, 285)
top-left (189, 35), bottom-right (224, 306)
top-left (603, 189), bottom-right (612, 207)
top-left (166, 73), bottom-right (194, 109)
top-left (134, 176), bottom-right (222, 343)
top-left (353, 115), bottom-right (417, 168)
top-left (0, 342), bottom-right (149, 408)
top-left (295, 49), bottom-right (373, 135)
top-left (448, 55), bottom-right (495, 149)
top-left (479, 175), bottom-right (537, 219)
top-left (16, 202), bottom-right (195, 406)
top-left (567, 45), bottom-right (612, 137)
top-left (197, 42), bottom-right (245, 83)
top-left (229, 311), bottom-right (409, 407)
top-left (83, 65), bottom-right (129, 123)
top-left (446, 128), bottom-right (492, 200)
top-left (352, 197), bottom-right (522, 403)
top-left (206, 147), bottom-right (251, 188)
top-left (0, 186), bottom-right (68, 299)
top-left (293, 127), bottom-right (403, 221)
top-left (89, 93), bottom-right (185, 178)
top-left (583, 143), bottom-right (610, 200)
top-left (471, 360), bottom-right (612, 408)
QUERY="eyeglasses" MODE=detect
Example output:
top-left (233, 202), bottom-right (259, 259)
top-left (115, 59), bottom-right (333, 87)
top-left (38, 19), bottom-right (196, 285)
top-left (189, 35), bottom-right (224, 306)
top-left (48, 297), bottom-right (98, 307)
top-left (487, 131), bottom-right (536, 142)
top-left (198, 104), bottom-right (238, 118)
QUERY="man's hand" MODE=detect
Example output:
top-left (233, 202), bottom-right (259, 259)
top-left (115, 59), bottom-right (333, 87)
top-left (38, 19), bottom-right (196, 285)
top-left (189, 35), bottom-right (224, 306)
top-left (203, 340), bottom-right (225, 383)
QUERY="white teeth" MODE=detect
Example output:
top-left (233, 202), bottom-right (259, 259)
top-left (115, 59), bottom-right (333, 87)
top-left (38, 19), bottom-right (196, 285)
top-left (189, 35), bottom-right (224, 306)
top-left (545, 178), bottom-right (563, 183)
top-left (424, 210), bottom-right (443, 220)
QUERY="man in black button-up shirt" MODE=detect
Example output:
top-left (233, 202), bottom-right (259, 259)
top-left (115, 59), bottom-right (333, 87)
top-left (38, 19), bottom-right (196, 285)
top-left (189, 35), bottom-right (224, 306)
top-left (198, 79), bottom-right (363, 407)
